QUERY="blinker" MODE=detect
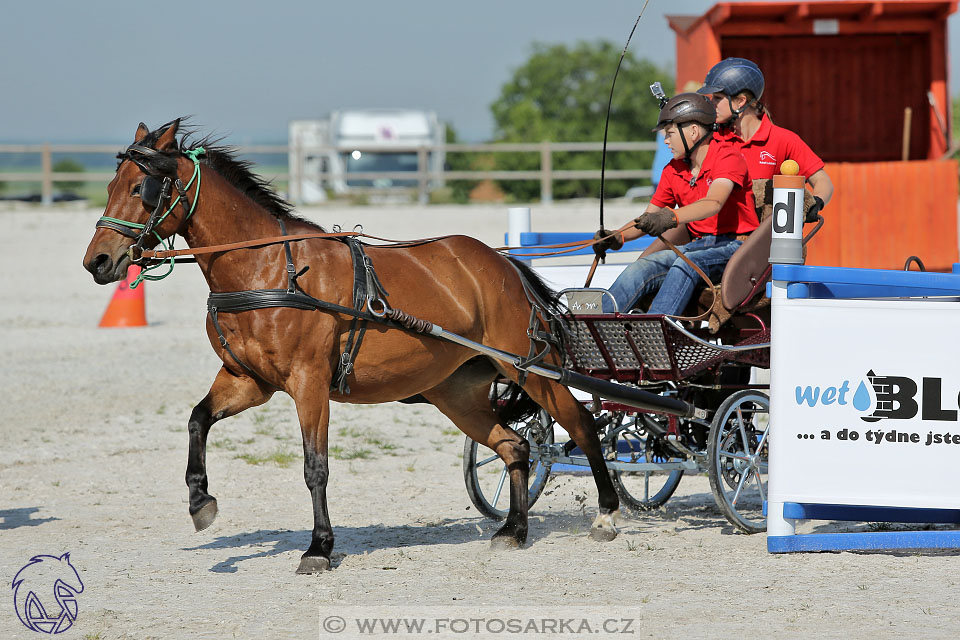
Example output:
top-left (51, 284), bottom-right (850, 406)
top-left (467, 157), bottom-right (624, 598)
top-left (140, 176), bottom-right (162, 210)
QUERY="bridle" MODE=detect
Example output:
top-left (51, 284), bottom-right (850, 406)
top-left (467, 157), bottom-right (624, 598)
top-left (96, 144), bottom-right (204, 285)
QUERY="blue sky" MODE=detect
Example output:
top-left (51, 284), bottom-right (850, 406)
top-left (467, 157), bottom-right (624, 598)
top-left (4, 0), bottom-right (958, 144)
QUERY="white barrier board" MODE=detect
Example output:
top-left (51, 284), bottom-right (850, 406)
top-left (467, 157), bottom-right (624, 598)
top-left (769, 296), bottom-right (960, 509)
top-left (532, 263), bottom-right (628, 291)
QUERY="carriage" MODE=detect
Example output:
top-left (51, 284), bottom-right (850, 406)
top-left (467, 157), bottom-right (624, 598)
top-left (463, 202), bottom-right (824, 534)
top-left (84, 119), bottom-right (822, 572)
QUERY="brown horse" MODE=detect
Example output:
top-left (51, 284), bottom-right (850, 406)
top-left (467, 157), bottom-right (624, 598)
top-left (82, 120), bottom-right (621, 573)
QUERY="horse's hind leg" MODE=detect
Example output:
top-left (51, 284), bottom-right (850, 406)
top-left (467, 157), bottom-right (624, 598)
top-left (509, 375), bottom-right (621, 541)
top-left (289, 387), bottom-right (335, 574)
top-left (186, 366), bottom-right (274, 531)
top-left (424, 365), bottom-right (531, 548)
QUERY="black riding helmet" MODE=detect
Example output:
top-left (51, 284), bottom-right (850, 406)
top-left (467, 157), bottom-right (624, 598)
top-left (697, 57), bottom-right (765, 126)
top-left (653, 93), bottom-right (716, 166)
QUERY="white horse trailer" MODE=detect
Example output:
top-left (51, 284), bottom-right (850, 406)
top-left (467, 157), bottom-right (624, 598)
top-left (288, 109), bottom-right (445, 204)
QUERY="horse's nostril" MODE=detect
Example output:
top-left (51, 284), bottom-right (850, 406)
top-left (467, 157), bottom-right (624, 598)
top-left (91, 253), bottom-right (111, 274)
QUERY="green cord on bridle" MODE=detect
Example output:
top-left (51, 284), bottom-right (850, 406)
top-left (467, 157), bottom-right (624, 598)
top-left (98, 147), bottom-right (205, 288)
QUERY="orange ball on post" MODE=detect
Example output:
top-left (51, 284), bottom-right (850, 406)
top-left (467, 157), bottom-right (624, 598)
top-left (780, 159), bottom-right (800, 176)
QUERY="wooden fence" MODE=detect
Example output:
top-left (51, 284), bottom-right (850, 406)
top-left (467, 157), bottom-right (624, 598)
top-left (0, 141), bottom-right (658, 205)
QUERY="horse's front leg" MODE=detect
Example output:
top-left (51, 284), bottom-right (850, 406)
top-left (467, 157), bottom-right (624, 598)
top-left (186, 366), bottom-right (274, 531)
top-left (292, 387), bottom-right (335, 574)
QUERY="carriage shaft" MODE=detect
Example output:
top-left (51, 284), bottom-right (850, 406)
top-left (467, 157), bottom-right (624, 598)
top-left (429, 325), bottom-right (702, 419)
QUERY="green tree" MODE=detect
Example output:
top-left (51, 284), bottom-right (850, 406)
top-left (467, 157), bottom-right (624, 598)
top-left (53, 157), bottom-right (85, 194)
top-left (490, 40), bottom-right (672, 201)
top-left (442, 123), bottom-right (485, 203)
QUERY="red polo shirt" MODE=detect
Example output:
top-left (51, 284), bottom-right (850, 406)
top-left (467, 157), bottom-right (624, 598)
top-left (651, 140), bottom-right (758, 238)
top-left (715, 114), bottom-right (824, 180)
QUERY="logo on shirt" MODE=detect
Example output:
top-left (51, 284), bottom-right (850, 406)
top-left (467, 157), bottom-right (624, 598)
top-left (759, 151), bottom-right (776, 166)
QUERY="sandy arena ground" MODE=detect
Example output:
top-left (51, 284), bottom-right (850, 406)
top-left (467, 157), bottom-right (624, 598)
top-left (3, 204), bottom-right (960, 639)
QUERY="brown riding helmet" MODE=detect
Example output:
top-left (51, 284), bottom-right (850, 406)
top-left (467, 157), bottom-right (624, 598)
top-left (652, 93), bottom-right (717, 132)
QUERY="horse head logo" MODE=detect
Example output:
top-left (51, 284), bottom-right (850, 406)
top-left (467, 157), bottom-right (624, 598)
top-left (11, 553), bottom-right (84, 634)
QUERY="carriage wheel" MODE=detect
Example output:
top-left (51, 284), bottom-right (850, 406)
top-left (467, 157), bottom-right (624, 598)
top-left (707, 390), bottom-right (769, 534)
top-left (462, 409), bottom-right (554, 521)
top-left (607, 414), bottom-right (684, 513)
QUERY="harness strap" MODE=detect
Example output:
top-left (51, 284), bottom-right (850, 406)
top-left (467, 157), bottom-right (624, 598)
top-left (173, 178), bottom-right (193, 221)
top-left (95, 218), bottom-right (141, 239)
top-left (333, 240), bottom-right (368, 394)
top-left (347, 240), bottom-right (368, 309)
top-left (331, 238), bottom-right (390, 394)
top-left (206, 287), bottom-right (392, 385)
top-left (208, 304), bottom-right (262, 380)
top-left (133, 177), bottom-right (172, 258)
top-left (278, 218), bottom-right (305, 293)
top-left (333, 320), bottom-right (368, 395)
top-left (514, 305), bottom-right (554, 386)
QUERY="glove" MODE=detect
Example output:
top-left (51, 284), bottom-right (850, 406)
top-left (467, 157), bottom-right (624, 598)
top-left (634, 209), bottom-right (678, 237)
top-left (592, 229), bottom-right (623, 258)
top-left (805, 196), bottom-right (825, 224)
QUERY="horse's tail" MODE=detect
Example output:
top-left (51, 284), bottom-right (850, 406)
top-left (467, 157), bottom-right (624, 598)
top-left (490, 377), bottom-right (541, 425)
top-left (505, 256), bottom-right (572, 359)
top-left (505, 256), bottom-right (566, 317)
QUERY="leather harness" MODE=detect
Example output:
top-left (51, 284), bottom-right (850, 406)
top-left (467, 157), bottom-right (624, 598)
top-left (207, 218), bottom-right (392, 394)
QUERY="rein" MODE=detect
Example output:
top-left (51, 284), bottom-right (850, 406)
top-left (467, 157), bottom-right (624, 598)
top-left (140, 230), bottom-right (454, 261)
top-left (141, 232), bottom-right (605, 261)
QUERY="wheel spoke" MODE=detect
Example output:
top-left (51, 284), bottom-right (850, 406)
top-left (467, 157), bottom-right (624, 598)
top-left (754, 425), bottom-right (770, 454)
top-left (736, 406), bottom-right (751, 451)
top-left (731, 468), bottom-right (750, 506)
top-left (475, 452), bottom-right (499, 468)
top-left (753, 469), bottom-right (766, 503)
top-left (491, 468), bottom-right (507, 509)
top-left (719, 449), bottom-right (751, 463)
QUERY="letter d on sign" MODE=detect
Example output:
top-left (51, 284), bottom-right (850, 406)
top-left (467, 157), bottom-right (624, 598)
top-left (769, 174), bottom-right (806, 265)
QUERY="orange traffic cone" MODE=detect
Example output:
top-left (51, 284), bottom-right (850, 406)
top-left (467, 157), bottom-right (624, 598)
top-left (98, 265), bottom-right (147, 328)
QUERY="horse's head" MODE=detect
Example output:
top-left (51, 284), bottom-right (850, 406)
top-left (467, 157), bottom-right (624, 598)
top-left (82, 119), bottom-right (193, 284)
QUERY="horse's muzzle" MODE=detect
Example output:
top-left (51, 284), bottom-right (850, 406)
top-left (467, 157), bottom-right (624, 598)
top-left (84, 252), bottom-right (130, 285)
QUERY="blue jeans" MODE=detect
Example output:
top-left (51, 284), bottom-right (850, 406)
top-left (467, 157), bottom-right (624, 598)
top-left (603, 234), bottom-right (743, 315)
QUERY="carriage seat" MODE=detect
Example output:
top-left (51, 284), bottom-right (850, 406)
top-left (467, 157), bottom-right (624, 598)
top-left (636, 179), bottom-right (815, 332)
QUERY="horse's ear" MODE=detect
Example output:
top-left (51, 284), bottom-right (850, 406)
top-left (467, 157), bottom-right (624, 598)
top-left (155, 119), bottom-right (180, 151)
top-left (59, 552), bottom-right (70, 561)
top-left (134, 122), bottom-right (149, 143)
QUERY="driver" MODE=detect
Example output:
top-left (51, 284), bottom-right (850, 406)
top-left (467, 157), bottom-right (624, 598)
top-left (698, 57), bottom-right (833, 214)
top-left (594, 93), bottom-right (758, 315)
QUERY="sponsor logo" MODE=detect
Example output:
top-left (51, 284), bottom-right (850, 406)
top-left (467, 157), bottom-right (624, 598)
top-left (794, 370), bottom-right (960, 423)
top-left (12, 553), bottom-right (84, 634)
top-left (759, 150), bottom-right (776, 165)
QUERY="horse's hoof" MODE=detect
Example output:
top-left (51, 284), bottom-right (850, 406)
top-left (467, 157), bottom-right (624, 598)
top-left (490, 533), bottom-right (523, 550)
top-left (589, 510), bottom-right (620, 542)
top-left (296, 555), bottom-right (331, 574)
top-left (589, 527), bottom-right (619, 542)
top-left (191, 499), bottom-right (218, 532)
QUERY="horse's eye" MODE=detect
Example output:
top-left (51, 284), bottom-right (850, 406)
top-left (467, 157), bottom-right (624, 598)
top-left (131, 184), bottom-right (141, 196)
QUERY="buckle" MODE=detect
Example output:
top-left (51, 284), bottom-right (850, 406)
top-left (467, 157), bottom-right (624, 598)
top-left (126, 244), bottom-right (143, 263)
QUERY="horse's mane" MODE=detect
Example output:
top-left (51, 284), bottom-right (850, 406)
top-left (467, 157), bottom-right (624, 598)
top-left (124, 119), bottom-right (322, 230)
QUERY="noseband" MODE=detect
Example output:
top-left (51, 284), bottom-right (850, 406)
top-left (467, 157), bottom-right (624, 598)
top-left (96, 144), bottom-right (204, 283)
